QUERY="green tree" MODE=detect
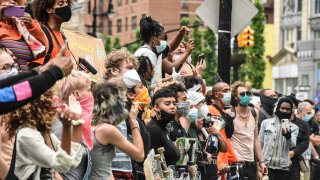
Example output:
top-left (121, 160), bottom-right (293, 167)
top-left (113, 36), bottom-right (121, 49)
top-left (239, 0), bottom-right (266, 88)
top-left (191, 18), bottom-right (203, 62)
top-left (127, 30), bottom-right (141, 53)
top-left (202, 28), bottom-right (217, 86)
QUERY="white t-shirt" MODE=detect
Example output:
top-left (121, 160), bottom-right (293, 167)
top-left (134, 44), bottom-right (157, 68)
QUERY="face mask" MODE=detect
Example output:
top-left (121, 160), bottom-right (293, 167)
top-left (172, 54), bottom-right (181, 62)
top-left (0, 68), bottom-right (18, 80)
top-left (275, 110), bottom-right (292, 120)
top-left (55, 5), bottom-right (72, 22)
top-left (176, 102), bottom-right (190, 117)
top-left (199, 104), bottom-right (209, 119)
top-left (79, 92), bottom-right (94, 149)
top-left (302, 114), bottom-right (313, 122)
top-left (260, 94), bottom-right (277, 113)
top-left (133, 86), bottom-right (151, 110)
top-left (160, 109), bottom-right (175, 125)
top-left (239, 95), bottom-right (251, 106)
top-left (187, 108), bottom-right (198, 122)
top-left (156, 40), bottom-right (167, 53)
top-left (219, 92), bottom-right (231, 106)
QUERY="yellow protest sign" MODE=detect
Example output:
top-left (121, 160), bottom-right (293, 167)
top-left (62, 28), bottom-right (106, 81)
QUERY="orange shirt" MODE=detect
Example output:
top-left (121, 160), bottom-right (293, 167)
top-left (208, 105), bottom-right (238, 169)
top-left (32, 29), bottom-right (70, 65)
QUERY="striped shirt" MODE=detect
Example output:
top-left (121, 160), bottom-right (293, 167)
top-left (0, 38), bottom-right (33, 71)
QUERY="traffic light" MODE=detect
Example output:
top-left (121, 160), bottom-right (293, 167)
top-left (237, 27), bottom-right (254, 48)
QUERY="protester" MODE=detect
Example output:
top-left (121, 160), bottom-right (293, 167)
top-left (53, 70), bottom-right (93, 179)
top-left (137, 56), bottom-right (154, 87)
top-left (134, 16), bottom-right (189, 87)
top-left (288, 101), bottom-right (311, 180)
top-left (89, 82), bottom-right (144, 179)
top-left (258, 89), bottom-right (278, 131)
top-left (230, 81), bottom-right (265, 179)
top-left (0, 0), bottom-right (47, 70)
top-left (208, 82), bottom-right (238, 180)
top-left (0, 44), bottom-right (73, 115)
top-left (2, 90), bottom-right (83, 179)
top-left (260, 97), bottom-right (299, 180)
top-left (32, 0), bottom-right (73, 65)
top-left (147, 87), bottom-right (180, 165)
top-left (311, 110), bottom-right (320, 179)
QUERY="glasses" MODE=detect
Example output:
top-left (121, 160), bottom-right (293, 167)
top-left (239, 91), bottom-right (251, 97)
top-left (1, 63), bottom-right (20, 73)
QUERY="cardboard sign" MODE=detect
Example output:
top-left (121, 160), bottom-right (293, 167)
top-left (62, 28), bottom-right (106, 81)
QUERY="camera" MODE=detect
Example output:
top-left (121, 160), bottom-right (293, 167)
top-left (202, 115), bottom-right (214, 128)
top-left (78, 57), bottom-right (98, 75)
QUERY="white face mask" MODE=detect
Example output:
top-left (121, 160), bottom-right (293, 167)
top-left (198, 104), bottom-right (209, 119)
top-left (0, 68), bottom-right (18, 80)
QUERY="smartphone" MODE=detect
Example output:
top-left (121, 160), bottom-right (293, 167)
top-left (4, 6), bottom-right (25, 17)
top-left (281, 119), bottom-right (290, 132)
top-left (198, 54), bottom-right (205, 63)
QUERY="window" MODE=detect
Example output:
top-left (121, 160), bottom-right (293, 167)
top-left (117, 0), bottom-right (122, 6)
top-left (297, 27), bottom-right (301, 41)
top-left (301, 74), bottom-right (309, 85)
top-left (117, 19), bottom-right (122, 33)
top-left (313, 30), bottom-right (320, 39)
top-left (297, 0), bottom-right (302, 12)
top-left (132, 0), bottom-right (137, 3)
top-left (316, 0), bottom-right (320, 14)
top-left (125, 17), bottom-right (128, 31)
top-left (132, 16), bottom-right (137, 30)
top-left (108, 19), bottom-right (112, 35)
top-left (275, 79), bottom-right (284, 94)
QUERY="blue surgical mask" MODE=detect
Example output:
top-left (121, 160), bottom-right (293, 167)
top-left (220, 92), bottom-right (231, 106)
top-left (187, 108), bottom-right (198, 122)
top-left (239, 95), bottom-right (251, 106)
top-left (156, 40), bottom-right (167, 53)
top-left (302, 114), bottom-right (313, 122)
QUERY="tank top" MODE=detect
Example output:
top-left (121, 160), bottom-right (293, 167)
top-left (89, 128), bottom-right (116, 179)
top-left (230, 109), bottom-right (255, 162)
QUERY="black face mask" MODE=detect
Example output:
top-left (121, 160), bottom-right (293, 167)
top-left (275, 110), bottom-right (292, 120)
top-left (260, 94), bottom-right (278, 114)
top-left (160, 109), bottom-right (175, 126)
top-left (55, 6), bottom-right (72, 22)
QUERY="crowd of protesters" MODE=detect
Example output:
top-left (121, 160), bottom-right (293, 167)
top-left (1, 0), bottom-right (320, 180)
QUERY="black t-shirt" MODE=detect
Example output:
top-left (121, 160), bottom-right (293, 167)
top-left (166, 120), bottom-right (188, 142)
top-left (147, 118), bottom-right (180, 166)
top-left (291, 117), bottom-right (310, 157)
top-left (308, 119), bottom-right (320, 135)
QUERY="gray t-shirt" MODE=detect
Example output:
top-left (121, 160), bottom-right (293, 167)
top-left (52, 120), bottom-right (89, 180)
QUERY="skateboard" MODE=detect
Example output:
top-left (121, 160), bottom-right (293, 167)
top-left (175, 138), bottom-right (198, 166)
top-left (144, 149), bottom-right (160, 180)
top-left (157, 147), bottom-right (173, 179)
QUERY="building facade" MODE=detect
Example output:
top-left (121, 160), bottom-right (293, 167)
top-left (272, 0), bottom-right (302, 96)
top-left (84, 0), bottom-right (202, 45)
top-left (64, 0), bottom-right (86, 32)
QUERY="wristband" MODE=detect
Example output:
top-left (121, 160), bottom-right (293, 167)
top-left (131, 126), bottom-right (139, 131)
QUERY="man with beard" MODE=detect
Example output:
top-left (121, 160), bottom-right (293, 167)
top-left (258, 89), bottom-right (278, 131)
top-left (259, 97), bottom-right (299, 180)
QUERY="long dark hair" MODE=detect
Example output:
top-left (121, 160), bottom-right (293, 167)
top-left (32, 0), bottom-right (73, 23)
top-left (139, 16), bottom-right (164, 43)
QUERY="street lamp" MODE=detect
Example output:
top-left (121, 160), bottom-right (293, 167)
top-left (91, 0), bottom-right (114, 37)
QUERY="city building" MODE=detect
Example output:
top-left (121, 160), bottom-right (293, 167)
top-left (272, 0), bottom-right (302, 96)
top-left (64, 0), bottom-right (86, 32)
top-left (84, 0), bottom-right (202, 45)
top-left (297, 0), bottom-right (320, 101)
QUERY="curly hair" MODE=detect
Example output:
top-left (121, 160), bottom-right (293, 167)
top-left (139, 16), bottom-right (164, 43)
top-left (104, 48), bottom-right (139, 81)
top-left (32, 0), bottom-right (73, 24)
top-left (2, 90), bottom-right (55, 139)
top-left (92, 82), bottom-right (128, 126)
top-left (230, 81), bottom-right (250, 107)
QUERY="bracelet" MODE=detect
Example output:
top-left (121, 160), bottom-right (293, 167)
top-left (71, 119), bottom-right (85, 126)
top-left (131, 126), bottom-right (139, 131)
top-left (258, 162), bottom-right (265, 165)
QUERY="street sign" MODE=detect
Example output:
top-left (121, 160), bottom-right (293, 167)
top-left (195, 0), bottom-right (258, 37)
top-left (296, 92), bottom-right (309, 100)
top-left (294, 85), bottom-right (311, 92)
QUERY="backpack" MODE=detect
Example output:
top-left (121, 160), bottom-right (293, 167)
top-left (41, 25), bottom-right (67, 65)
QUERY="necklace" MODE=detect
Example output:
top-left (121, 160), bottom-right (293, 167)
top-left (236, 107), bottom-right (250, 127)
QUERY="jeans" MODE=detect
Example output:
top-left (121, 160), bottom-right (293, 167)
top-left (310, 163), bottom-right (320, 180)
top-left (288, 157), bottom-right (300, 180)
top-left (239, 162), bottom-right (256, 180)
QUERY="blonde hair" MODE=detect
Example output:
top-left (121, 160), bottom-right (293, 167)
top-left (55, 70), bottom-right (91, 103)
top-left (104, 48), bottom-right (139, 80)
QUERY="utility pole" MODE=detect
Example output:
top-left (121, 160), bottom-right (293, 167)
top-left (217, 0), bottom-right (232, 84)
top-left (92, 0), bottom-right (97, 37)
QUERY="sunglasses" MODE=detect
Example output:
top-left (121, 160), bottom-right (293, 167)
top-left (239, 91), bottom-right (251, 97)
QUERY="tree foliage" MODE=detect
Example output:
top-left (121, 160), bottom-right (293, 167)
top-left (239, 0), bottom-right (266, 88)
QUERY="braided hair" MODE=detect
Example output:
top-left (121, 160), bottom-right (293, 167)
top-left (139, 16), bottom-right (164, 43)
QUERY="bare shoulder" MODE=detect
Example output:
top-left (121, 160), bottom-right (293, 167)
top-left (93, 123), bottom-right (122, 144)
